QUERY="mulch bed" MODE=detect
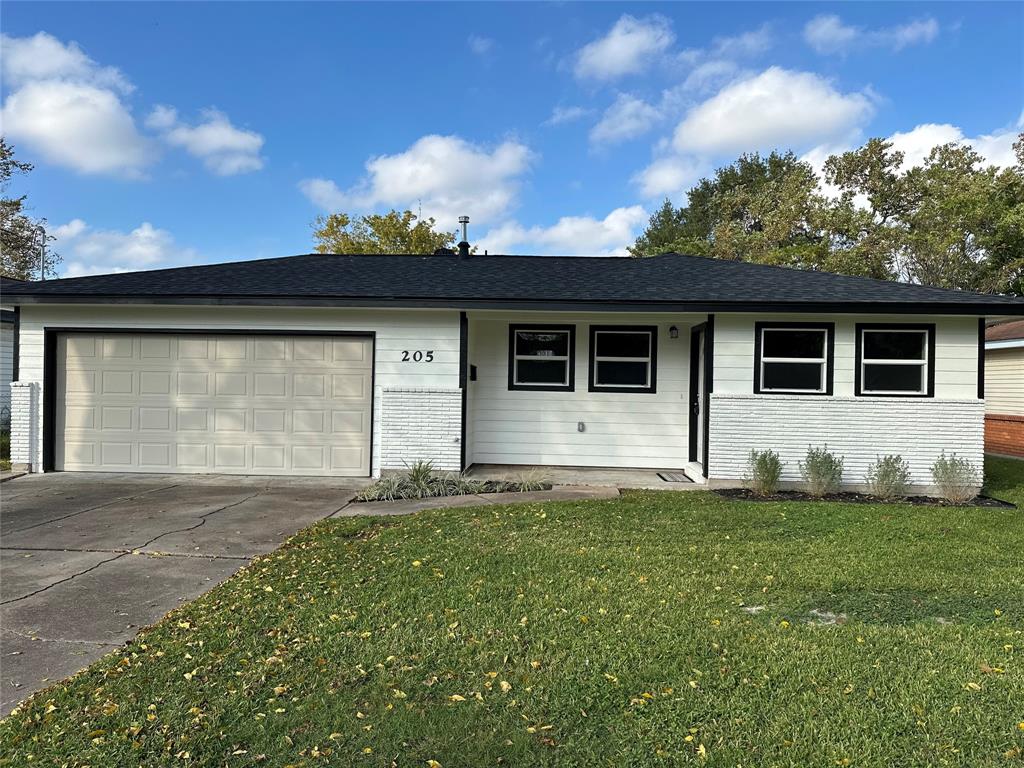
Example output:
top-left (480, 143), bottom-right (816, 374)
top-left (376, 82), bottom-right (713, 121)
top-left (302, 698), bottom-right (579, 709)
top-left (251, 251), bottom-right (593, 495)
top-left (715, 488), bottom-right (1016, 509)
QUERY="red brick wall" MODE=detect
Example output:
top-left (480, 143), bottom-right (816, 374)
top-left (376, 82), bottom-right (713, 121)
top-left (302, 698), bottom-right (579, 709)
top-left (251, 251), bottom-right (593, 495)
top-left (985, 414), bottom-right (1024, 457)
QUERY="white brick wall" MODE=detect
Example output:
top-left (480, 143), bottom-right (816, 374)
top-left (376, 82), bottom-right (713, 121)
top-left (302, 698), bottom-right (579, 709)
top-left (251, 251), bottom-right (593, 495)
top-left (709, 394), bottom-right (985, 490)
top-left (380, 388), bottom-right (462, 471)
top-left (9, 381), bottom-right (38, 471)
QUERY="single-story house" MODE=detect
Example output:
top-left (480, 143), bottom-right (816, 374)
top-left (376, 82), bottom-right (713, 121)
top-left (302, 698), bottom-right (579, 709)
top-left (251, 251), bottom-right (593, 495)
top-left (984, 319), bottom-right (1024, 457)
top-left (4, 249), bottom-right (1023, 492)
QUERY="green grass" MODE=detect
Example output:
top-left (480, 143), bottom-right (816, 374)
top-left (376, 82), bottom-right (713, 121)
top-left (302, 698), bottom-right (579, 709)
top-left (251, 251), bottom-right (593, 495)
top-left (3, 458), bottom-right (1023, 767)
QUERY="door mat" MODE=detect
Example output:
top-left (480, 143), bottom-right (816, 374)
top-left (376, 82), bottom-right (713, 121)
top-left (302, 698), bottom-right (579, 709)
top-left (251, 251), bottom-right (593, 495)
top-left (657, 471), bottom-right (693, 483)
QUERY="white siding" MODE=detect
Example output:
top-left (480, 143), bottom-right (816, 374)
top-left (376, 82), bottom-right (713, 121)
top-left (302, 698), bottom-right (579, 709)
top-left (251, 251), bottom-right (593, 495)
top-left (985, 347), bottom-right (1024, 416)
top-left (709, 394), bottom-right (984, 489)
top-left (714, 313), bottom-right (980, 399)
top-left (15, 305), bottom-right (461, 476)
top-left (467, 312), bottom-right (702, 468)
top-left (0, 323), bottom-right (13, 424)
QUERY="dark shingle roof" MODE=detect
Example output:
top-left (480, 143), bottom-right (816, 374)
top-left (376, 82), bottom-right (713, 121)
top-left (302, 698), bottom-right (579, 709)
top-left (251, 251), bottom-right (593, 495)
top-left (3, 252), bottom-right (1023, 314)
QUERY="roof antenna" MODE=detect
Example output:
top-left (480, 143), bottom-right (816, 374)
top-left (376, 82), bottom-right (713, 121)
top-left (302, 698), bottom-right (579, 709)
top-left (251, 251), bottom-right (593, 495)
top-left (457, 215), bottom-right (471, 259)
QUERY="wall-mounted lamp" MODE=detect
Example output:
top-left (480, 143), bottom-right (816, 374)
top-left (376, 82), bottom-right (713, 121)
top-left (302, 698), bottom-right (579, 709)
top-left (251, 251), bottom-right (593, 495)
top-left (669, 325), bottom-right (679, 339)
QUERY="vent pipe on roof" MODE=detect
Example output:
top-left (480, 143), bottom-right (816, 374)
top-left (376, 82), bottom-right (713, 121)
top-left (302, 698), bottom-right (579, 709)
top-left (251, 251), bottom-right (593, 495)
top-left (457, 215), bottom-right (471, 259)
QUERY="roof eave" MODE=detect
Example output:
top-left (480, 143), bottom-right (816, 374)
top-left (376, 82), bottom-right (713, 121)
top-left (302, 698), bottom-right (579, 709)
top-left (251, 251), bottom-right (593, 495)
top-left (4, 293), bottom-right (1024, 315)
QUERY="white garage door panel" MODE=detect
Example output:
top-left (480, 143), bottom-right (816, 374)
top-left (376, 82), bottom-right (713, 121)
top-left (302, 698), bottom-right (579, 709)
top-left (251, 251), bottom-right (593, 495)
top-left (55, 333), bottom-right (373, 476)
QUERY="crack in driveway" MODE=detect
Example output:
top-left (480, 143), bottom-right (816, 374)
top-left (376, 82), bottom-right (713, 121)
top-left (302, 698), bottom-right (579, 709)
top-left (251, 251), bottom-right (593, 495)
top-left (5, 483), bottom-right (182, 535)
top-left (0, 489), bottom-right (265, 606)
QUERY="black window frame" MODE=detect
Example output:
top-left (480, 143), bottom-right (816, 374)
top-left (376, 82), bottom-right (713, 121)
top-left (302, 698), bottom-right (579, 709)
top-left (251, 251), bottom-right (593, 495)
top-left (588, 325), bottom-right (658, 394)
top-left (753, 321), bottom-right (835, 396)
top-left (507, 323), bottom-right (576, 392)
top-left (854, 323), bottom-right (936, 398)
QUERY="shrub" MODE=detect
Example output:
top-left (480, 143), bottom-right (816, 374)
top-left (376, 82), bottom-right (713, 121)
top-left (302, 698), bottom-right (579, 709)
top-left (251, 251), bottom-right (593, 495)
top-left (405, 460), bottom-right (436, 499)
top-left (931, 452), bottom-right (979, 504)
top-left (356, 473), bottom-right (404, 502)
top-left (354, 463), bottom-right (551, 502)
top-left (512, 469), bottom-right (549, 492)
top-left (747, 449), bottom-right (783, 495)
top-left (865, 455), bottom-right (912, 500)
top-left (799, 446), bottom-right (844, 497)
top-left (438, 472), bottom-right (485, 496)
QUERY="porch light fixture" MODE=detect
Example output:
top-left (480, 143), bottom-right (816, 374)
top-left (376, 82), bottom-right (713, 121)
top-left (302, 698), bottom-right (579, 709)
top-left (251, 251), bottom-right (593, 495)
top-left (669, 325), bottom-right (679, 339)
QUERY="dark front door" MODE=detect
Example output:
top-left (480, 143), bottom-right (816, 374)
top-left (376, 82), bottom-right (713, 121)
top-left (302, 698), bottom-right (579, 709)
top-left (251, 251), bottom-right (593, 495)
top-left (689, 324), bottom-right (709, 476)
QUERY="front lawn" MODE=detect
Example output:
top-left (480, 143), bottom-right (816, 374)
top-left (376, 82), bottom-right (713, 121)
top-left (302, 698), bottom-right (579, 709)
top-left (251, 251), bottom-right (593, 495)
top-left (3, 458), bottom-right (1023, 767)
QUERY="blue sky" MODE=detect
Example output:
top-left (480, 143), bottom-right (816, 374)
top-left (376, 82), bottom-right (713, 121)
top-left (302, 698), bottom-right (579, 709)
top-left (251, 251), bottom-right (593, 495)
top-left (2, 1), bottom-right (1022, 276)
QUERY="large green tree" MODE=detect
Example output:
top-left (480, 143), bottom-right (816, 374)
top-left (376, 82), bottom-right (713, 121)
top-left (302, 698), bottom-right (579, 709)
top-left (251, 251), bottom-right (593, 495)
top-left (631, 135), bottom-right (1024, 295)
top-left (1, 138), bottom-right (59, 279)
top-left (312, 209), bottom-right (458, 254)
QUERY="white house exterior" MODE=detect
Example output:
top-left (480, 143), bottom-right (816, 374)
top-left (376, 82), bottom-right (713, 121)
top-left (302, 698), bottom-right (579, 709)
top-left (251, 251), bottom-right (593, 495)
top-left (5, 251), bottom-right (1023, 492)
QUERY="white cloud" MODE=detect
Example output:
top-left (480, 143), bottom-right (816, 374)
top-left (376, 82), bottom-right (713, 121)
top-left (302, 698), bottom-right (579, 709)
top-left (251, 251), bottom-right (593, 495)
top-left (711, 24), bottom-right (774, 58)
top-left (467, 34), bottom-right (495, 56)
top-left (888, 122), bottom-right (1021, 169)
top-left (2, 80), bottom-right (153, 177)
top-left (590, 94), bottom-right (661, 146)
top-left (479, 206), bottom-right (648, 256)
top-left (0, 33), bottom-right (153, 177)
top-left (544, 105), bottom-right (592, 126)
top-left (53, 219), bottom-right (199, 277)
top-left (574, 15), bottom-right (675, 81)
top-left (804, 14), bottom-right (939, 55)
top-left (298, 134), bottom-right (534, 226)
top-left (672, 67), bottom-right (875, 155)
top-left (632, 156), bottom-right (710, 199)
top-left (0, 32), bottom-right (132, 92)
top-left (682, 59), bottom-right (740, 93)
top-left (147, 106), bottom-right (265, 175)
top-left (803, 119), bottom-right (1023, 199)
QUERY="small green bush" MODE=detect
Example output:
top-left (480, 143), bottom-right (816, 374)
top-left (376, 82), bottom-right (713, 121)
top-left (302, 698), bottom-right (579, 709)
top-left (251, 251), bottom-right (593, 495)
top-left (747, 449), bottom-right (783, 495)
top-left (931, 452), bottom-right (979, 504)
top-left (865, 455), bottom-right (912, 500)
top-left (799, 445), bottom-right (844, 497)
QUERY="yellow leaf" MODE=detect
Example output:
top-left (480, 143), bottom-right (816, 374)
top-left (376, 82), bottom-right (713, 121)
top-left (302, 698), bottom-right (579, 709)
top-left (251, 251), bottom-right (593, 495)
top-left (965, 681), bottom-right (982, 691)
top-left (427, 761), bottom-right (443, 768)
top-left (500, 681), bottom-right (512, 693)
top-left (449, 694), bottom-right (466, 702)
top-left (412, 560), bottom-right (422, 567)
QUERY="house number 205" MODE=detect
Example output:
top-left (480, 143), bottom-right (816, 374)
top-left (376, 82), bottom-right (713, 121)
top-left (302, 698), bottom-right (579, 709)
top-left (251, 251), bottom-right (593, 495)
top-left (401, 350), bottom-right (434, 362)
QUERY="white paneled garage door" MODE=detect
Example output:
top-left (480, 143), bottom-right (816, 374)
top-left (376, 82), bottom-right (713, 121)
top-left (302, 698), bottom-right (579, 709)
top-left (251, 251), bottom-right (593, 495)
top-left (55, 333), bottom-right (373, 476)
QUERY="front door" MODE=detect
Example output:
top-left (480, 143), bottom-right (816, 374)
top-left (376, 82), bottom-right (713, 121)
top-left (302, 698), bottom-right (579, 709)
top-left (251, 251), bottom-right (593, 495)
top-left (689, 324), bottom-right (708, 475)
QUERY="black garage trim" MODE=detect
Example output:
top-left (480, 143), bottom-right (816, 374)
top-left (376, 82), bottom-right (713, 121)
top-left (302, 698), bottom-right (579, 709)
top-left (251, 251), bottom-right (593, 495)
top-left (41, 327), bottom-right (377, 475)
top-left (703, 314), bottom-right (714, 479)
top-left (459, 311), bottom-right (468, 471)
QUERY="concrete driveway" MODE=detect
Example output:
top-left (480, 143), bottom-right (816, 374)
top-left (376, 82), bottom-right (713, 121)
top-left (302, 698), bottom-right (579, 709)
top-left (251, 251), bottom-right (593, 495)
top-left (0, 472), bottom-right (362, 714)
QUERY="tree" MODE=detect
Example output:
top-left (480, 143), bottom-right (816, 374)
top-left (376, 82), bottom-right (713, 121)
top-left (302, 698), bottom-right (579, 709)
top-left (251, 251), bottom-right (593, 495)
top-left (630, 135), bottom-right (1024, 295)
top-left (311, 209), bottom-right (458, 254)
top-left (1, 138), bottom-right (59, 279)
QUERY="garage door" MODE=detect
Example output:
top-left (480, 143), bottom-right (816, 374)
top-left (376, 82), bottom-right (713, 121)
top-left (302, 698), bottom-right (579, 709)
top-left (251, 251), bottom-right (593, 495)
top-left (55, 333), bottom-right (373, 476)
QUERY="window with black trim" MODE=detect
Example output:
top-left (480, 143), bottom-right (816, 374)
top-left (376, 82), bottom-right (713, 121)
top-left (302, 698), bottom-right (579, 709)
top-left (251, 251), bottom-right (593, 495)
top-left (588, 326), bottom-right (657, 393)
top-left (754, 322), bottom-right (834, 395)
top-left (856, 324), bottom-right (935, 397)
top-left (508, 325), bottom-right (575, 391)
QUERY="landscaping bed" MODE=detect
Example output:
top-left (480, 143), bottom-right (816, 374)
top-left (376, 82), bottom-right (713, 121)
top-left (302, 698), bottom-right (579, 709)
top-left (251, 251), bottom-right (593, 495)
top-left (716, 487), bottom-right (1017, 508)
top-left (355, 461), bottom-right (551, 502)
top-left (2, 456), bottom-right (1022, 766)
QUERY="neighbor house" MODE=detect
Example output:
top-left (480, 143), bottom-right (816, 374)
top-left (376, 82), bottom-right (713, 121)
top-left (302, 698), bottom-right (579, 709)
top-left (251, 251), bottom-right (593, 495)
top-left (984, 319), bottom-right (1024, 457)
top-left (4, 249), bottom-right (1023, 492)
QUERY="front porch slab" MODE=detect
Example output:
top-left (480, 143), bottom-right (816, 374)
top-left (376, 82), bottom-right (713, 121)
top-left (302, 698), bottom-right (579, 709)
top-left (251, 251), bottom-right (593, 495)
top-left (466, 464), bottom-right (703, 490)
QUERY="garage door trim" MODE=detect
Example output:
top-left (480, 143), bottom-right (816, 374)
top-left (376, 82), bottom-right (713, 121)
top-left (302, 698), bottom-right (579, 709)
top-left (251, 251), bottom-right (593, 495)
top-left (42, 327), bottom-right (376, 474)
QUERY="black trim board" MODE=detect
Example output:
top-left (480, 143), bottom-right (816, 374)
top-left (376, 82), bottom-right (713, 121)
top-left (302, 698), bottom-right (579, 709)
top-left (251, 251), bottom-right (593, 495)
top-left (459, 311), bottom-right (468, 471)
top-left (507, 323), bottom-right (577, 392)
top-left (41, 327), bottom-right (378, 475)
top-left (752, 321), bottom-right (835, 396)
top-left (702, 315), bottom-right (714, 478)
top-left (854, 323), bottom-right (936, 398)
top-left (6, 293), bottom-right (1021, 315)
top-left (587, 325), bottom-right (658, 394)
